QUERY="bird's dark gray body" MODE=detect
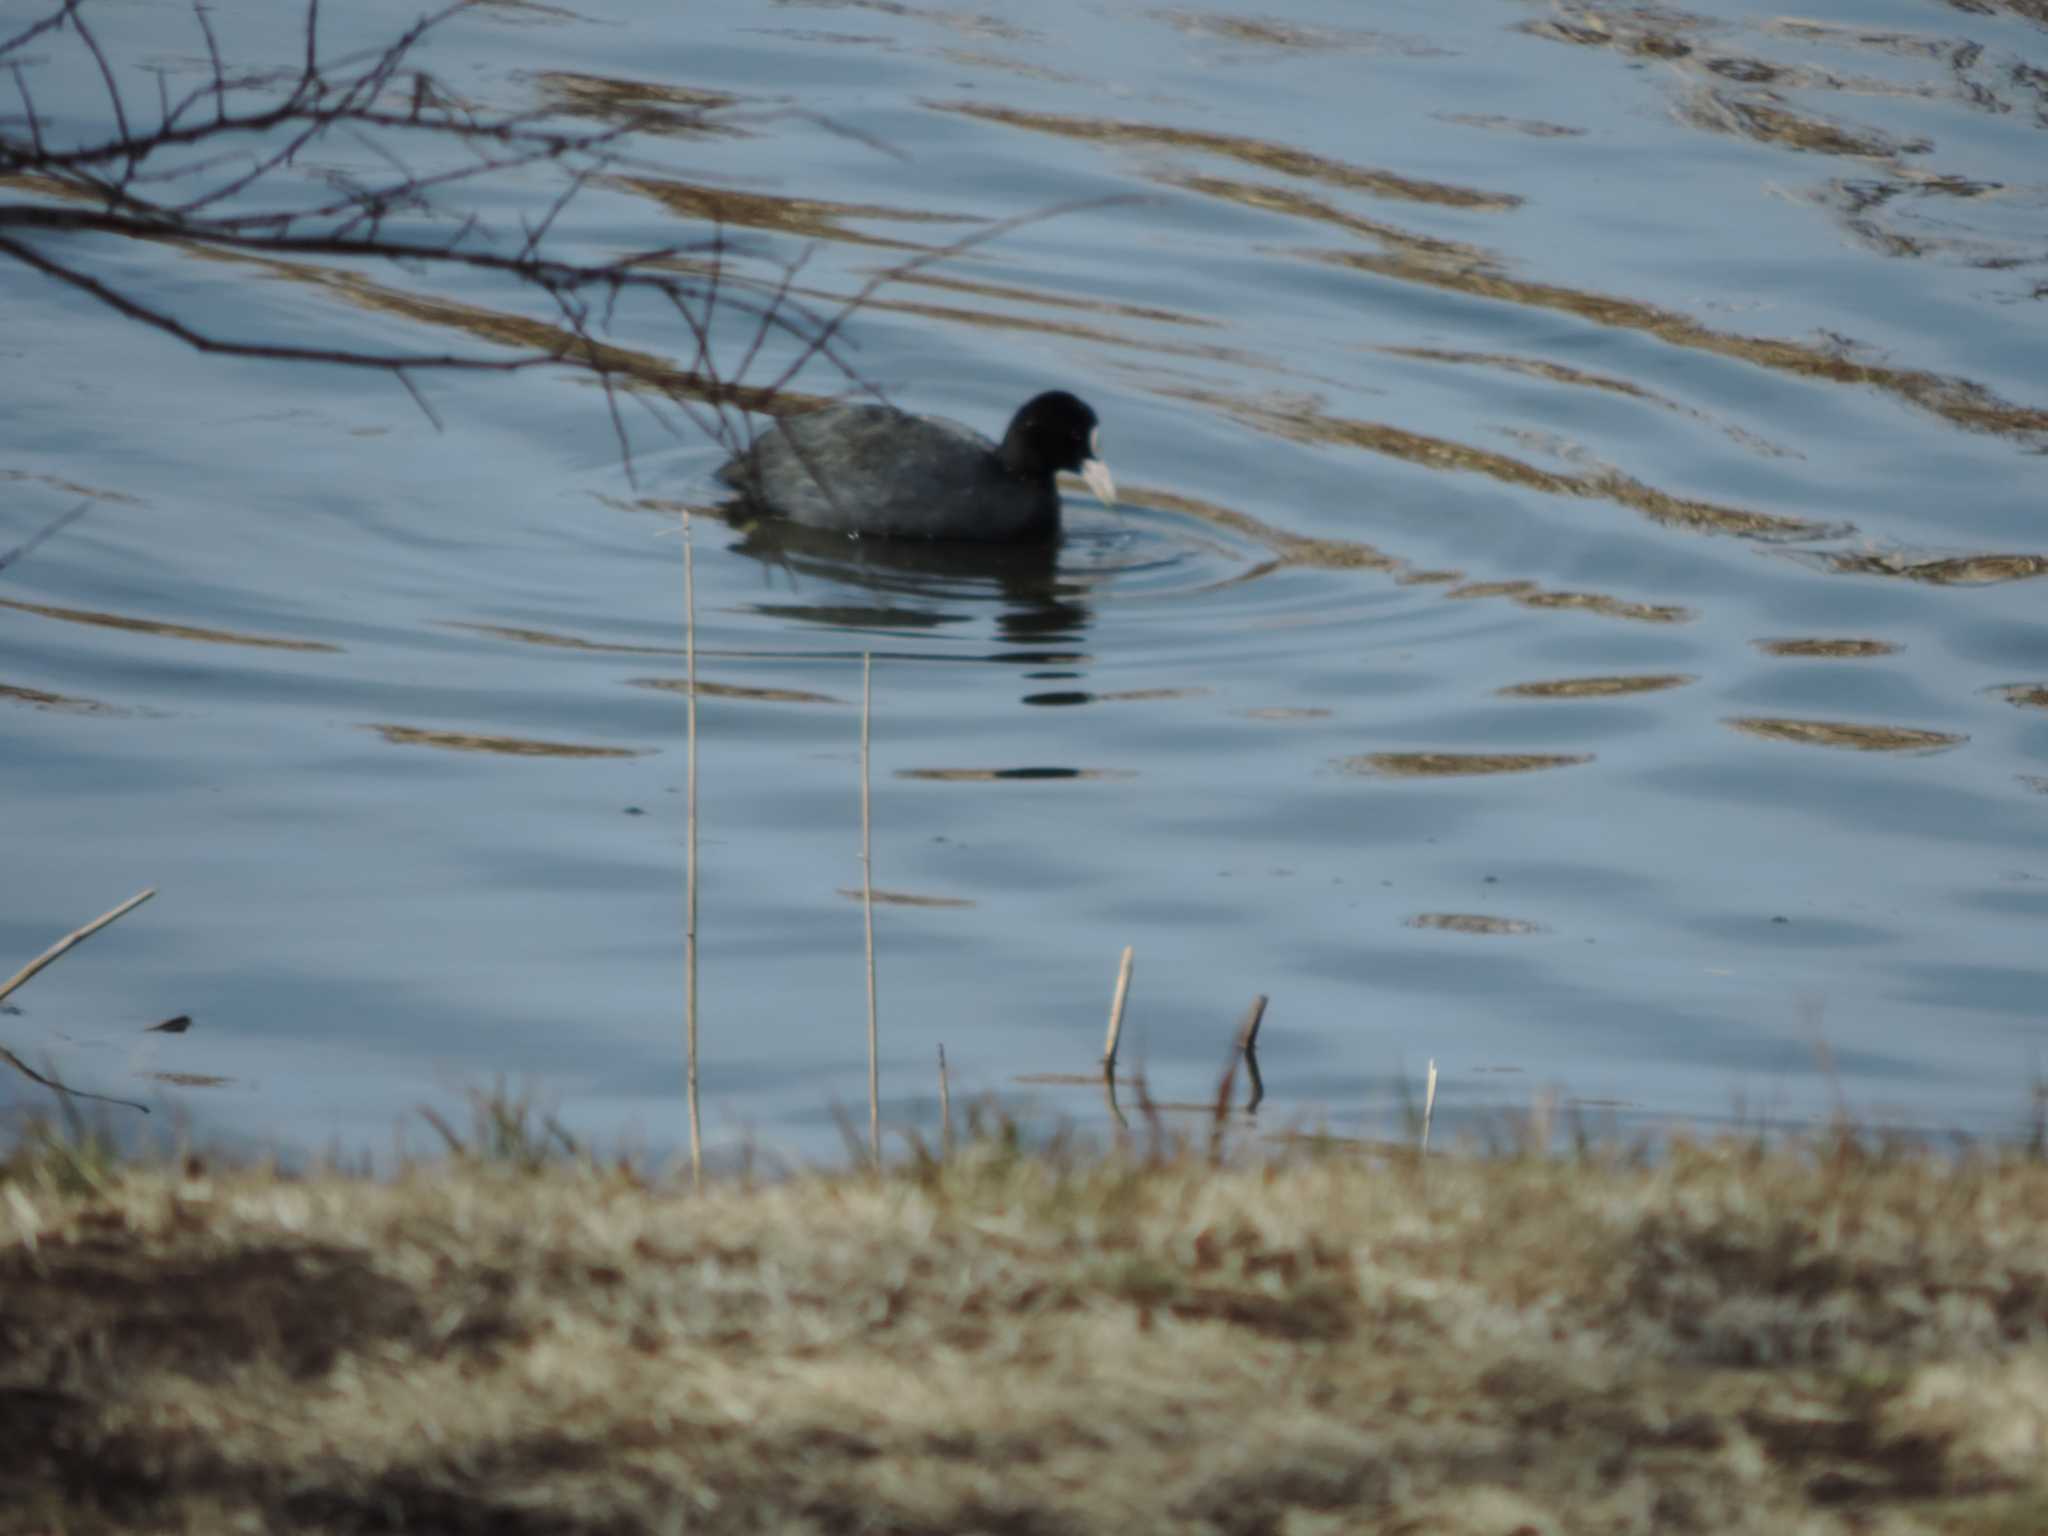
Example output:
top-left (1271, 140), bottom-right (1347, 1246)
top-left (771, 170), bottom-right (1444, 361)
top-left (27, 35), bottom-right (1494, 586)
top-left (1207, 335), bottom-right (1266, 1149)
top-left (715, 392), bottom-right (1114, 544)
top-left (718, 405), bottom-right (1056, 541)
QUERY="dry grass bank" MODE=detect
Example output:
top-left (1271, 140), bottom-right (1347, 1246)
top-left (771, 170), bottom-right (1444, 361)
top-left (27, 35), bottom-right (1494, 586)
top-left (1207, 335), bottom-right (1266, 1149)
top-left (3, 1124), bottom-right (2047, 1535)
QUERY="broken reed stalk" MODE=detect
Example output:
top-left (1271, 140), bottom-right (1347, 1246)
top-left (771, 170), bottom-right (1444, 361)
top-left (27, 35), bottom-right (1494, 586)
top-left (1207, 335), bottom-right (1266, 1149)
top-left (1236, 994), bottom-right (1268, 1114)
top-left (1101, 945), bottom-right (1134, 1079)
top-left (0, 887), bottom-right (157, 1007)
top-left (683, 509), bottom-right (702, 1189)
top-left (937, 1043), bottom-right (951, 1159)
top-left (861, 651), bottom-right (879, 1170)
top-left (1421, 1058), bottom-right (1438, 1154)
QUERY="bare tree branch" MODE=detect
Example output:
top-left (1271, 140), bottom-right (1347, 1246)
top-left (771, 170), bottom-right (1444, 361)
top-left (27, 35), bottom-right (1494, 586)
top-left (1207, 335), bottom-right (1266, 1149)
top-left (0, 0), bottom-right (79, 61)
top-left (190, 0), bottom-right (226, 129)
top-left (0, 230), bottom-right (571, 375)
top-left (1, 0), bottom-right (1119, 464)
top-left (9, 61), bottom-right (45, 158)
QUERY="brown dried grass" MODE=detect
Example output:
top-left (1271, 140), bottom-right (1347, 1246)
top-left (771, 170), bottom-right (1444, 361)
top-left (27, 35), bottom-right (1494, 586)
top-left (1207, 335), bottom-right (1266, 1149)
top-left (3, 1124), bottom-right (2047, 1534)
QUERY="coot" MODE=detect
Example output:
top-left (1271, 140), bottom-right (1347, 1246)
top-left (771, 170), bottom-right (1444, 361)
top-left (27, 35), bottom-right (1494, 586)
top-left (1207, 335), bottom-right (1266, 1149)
top-left (716, 390), bottom-right (1114, 543)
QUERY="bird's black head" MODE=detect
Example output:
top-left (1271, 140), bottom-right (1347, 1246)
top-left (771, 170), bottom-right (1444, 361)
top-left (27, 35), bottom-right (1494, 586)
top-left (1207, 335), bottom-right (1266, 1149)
top-left (1002, 391), bottom-right (1101, 477)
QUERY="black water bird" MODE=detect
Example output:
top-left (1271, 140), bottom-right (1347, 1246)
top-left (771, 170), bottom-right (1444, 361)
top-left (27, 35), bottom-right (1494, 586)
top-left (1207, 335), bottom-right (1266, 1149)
top-left (716, 390), bottom-right (1115, 543)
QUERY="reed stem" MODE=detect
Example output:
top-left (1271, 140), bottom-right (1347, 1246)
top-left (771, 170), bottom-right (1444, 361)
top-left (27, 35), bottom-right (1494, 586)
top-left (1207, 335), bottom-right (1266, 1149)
top-left (0, 888), bottom-right (157, 1007)
top-left (1101, 945), bottom-right (1134, 1079)
top-left (1421, 1058), bottom-right (1438, 1154)
top-left (861, 652), bottom-right (879, 1170)
top-left (683, 508), bottom-right (701, 1188)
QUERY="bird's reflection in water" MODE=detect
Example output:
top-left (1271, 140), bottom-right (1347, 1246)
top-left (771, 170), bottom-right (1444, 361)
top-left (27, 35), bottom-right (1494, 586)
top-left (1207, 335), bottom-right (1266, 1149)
top-left (722, 514), bottom-right (1097, 653)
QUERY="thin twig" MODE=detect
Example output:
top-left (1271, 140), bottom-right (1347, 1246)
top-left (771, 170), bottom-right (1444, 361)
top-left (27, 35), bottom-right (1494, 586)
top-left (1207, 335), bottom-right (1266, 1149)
top-left (691, 224), bottom-right (728, 436)
top-left (300, 0), bottom-right (321, 98)
top-left (0, 888), bottom-right (156, 1007)
top-left (1, 0), bottom-right (78, 61)
top-left (191, 0), bottom-right (226, 127)
top-left (1236, 994), bottom-right (1268, 1114)
top-left (11, 61), bottom-right (44, 157)
top-left (65, 5), bottom-right (134, 183)
top-left (1101, 944), bottom-right (1134, 1079)
top-left (0, 232), bottom-right (569, 376)
top-left (391, 367), bottom-right (441, 430)
top-left (684, 507), bottom-right (701, 1188)
top-left (861, 651), bottom-right (879, 1171)
top-left (0, 500), bottom-right (88, 578)
top-left (754, 195), bottom-right (1138, 408)
top-left (0, 1044), bottom-right (148, 1114)
top-left (937, 1042), bottom-right (950, 1160)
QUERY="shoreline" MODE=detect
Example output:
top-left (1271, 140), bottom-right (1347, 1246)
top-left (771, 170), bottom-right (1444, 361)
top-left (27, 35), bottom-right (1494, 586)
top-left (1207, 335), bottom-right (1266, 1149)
top-left (6, 1123), bottom-right (2046, 1533)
